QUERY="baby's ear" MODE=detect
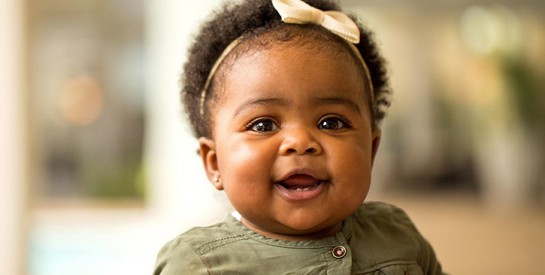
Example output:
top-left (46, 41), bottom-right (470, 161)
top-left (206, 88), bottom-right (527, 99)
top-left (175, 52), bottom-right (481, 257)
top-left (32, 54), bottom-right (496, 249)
top-left (371, 129), bottom-right (382, 166)
top-left (198, 137), bottom-right (223, 190)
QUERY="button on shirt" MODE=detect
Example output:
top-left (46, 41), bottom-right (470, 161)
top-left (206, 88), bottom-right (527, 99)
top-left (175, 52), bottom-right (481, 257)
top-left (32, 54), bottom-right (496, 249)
top-left (154, 202), bottom-right (444, 275)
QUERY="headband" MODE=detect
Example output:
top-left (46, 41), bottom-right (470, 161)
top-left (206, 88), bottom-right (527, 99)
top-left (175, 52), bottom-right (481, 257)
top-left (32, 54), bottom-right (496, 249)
top-left (199, 0), bottom-right (374, 115)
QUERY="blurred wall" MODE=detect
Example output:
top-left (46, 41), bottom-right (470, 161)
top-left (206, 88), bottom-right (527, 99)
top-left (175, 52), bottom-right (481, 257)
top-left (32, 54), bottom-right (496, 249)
top-left (0, 0), bottom-right (27, 274)
top-left (144, 0), bottom-right (230, 242)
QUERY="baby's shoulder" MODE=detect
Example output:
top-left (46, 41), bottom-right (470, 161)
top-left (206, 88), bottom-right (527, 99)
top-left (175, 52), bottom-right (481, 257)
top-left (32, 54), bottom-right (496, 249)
top-left (154, 220), bottom-right (246, 274)
top-left (347, 202), bottom-right (444, 274)
top-left (161, 219), bottom-right (246, 256)
top-left (349, 202), bottom-right (426, 255)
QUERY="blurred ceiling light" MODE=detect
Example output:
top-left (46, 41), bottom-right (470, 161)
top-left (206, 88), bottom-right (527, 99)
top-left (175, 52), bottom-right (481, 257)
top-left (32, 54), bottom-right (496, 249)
top-left (460, 5), bottom-right (521, 56)
top-left (59, 76), bottom-right (104, 126)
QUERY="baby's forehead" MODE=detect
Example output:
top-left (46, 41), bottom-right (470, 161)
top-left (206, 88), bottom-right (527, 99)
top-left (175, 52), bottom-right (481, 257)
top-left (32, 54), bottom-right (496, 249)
top-left (207, 24), bottom-right (372, 116)
top-left (214, 33), bottom-right (369, 100)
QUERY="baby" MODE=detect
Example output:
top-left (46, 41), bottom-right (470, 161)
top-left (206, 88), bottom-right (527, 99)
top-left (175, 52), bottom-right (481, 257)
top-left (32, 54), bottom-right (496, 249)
top-left (154, 0), bottom-right (444, 274)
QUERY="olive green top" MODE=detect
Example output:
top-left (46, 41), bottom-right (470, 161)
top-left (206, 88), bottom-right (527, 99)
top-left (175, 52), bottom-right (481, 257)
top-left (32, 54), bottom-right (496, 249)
top-left (154, 202), bottom-right (444, 275)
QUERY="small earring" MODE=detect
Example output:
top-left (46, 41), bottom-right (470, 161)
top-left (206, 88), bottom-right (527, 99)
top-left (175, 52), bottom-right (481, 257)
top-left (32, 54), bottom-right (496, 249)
top-left (213, 175), bottom-right (220, 183)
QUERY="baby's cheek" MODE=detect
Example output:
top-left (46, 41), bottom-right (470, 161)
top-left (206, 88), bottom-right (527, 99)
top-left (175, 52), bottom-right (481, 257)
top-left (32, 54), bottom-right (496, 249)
top-left (333, 148), bottom-right (372, 191)
top-left (220, 140), bottom-right (275, 184)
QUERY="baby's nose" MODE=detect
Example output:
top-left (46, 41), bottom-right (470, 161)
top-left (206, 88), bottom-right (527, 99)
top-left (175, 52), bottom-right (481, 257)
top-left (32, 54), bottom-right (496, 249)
top-left (278, 127), bottom-right (322, 156)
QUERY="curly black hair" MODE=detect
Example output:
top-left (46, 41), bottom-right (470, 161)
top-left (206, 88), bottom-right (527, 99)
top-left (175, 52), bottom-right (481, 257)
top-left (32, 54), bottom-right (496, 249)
top-left (182, 0), bottom-right (391, 138)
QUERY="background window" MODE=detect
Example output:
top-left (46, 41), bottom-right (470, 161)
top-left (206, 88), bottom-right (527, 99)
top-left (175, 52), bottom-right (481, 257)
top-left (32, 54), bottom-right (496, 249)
top-left (27, 0), bottom-right (145, 203)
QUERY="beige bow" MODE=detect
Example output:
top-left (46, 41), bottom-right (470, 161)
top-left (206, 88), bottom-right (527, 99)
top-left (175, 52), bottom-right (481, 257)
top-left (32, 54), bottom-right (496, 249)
top-left (272, 0), bottom-right (360, 44)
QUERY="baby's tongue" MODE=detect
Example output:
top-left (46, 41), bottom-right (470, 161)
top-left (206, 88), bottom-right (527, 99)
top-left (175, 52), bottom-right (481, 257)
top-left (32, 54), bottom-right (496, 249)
top-left (281, 174), bottom-right (318, 189)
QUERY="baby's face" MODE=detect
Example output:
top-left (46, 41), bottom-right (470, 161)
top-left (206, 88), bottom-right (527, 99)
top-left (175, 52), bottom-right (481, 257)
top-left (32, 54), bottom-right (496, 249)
top-left (200, 42), bottom-right (380, 240)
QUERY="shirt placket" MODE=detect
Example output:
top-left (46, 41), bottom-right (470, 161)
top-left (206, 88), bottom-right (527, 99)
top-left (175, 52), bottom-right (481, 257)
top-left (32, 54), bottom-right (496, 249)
top-left (324, 233), bottom-right (352, 274)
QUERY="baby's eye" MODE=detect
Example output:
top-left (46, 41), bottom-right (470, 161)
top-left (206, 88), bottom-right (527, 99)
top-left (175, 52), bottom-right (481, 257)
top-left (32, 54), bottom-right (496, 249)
top-left (317, 116), bottom-right (351, 131)
top-left (247, 118), bottom-right (279, 132)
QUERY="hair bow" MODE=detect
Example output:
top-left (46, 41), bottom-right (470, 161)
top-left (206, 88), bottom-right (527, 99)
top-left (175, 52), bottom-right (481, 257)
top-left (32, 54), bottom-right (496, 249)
top-left (272, 0), bottom-right (360, 44)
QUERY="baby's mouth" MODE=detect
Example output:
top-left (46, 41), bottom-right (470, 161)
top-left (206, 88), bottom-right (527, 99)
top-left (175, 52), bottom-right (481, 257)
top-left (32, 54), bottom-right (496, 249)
top-left (277, 174), bottom-right (324, 192)
top-left (275, 173), bottom-right (326, 201)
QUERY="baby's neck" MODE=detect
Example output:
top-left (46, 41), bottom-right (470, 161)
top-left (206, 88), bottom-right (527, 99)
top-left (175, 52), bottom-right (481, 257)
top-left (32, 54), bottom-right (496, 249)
top-left (240, 218), bottom-right (343, 241)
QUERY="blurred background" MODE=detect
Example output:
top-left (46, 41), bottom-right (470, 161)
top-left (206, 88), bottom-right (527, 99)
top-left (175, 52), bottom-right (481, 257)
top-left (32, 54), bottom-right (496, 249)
top-left (1, 0), bottom-right (544, 274)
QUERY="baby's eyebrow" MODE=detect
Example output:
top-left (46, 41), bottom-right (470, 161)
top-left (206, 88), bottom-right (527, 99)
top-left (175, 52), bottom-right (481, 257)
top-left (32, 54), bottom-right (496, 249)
top-left (232, 96), bottom-right (362, 117)
top-left (233, 97), bottom-right (288, 117)
top-left (312, 96), bottom-right (362, 115)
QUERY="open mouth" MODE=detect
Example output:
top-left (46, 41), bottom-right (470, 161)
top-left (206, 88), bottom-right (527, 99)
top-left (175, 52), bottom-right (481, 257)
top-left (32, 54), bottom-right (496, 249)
top-left (278, 174), bottom-right (323, 191)
top-left (275, 174), bottom-right (327, 201)
top-left (281, 182), bottom-right (321, 192)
